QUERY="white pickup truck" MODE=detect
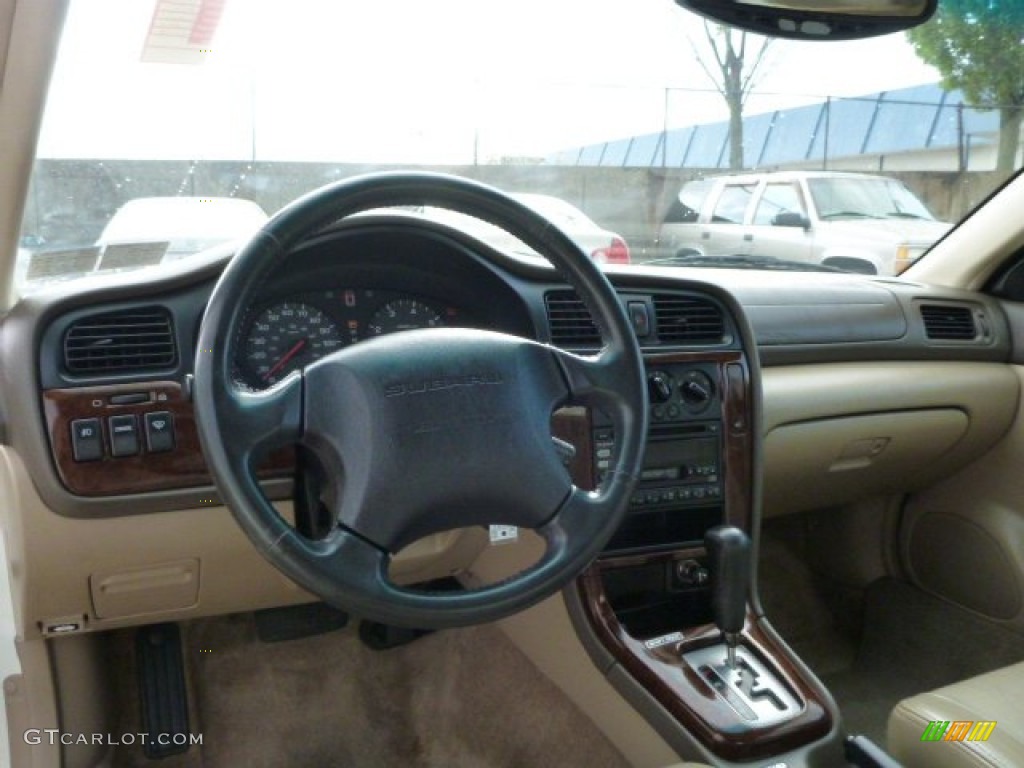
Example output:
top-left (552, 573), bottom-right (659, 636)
top-left (657, 171), bottom-right (951, 275)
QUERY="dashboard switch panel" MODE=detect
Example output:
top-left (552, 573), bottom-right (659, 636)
top-left (144, 412), bottom-right (176, 453)
top-left (70, 419), bottom-right (103, 462)
top-left (108, 415), bottom-right (140, 457)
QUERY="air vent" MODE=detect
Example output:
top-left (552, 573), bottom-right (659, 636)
top-left (920, 304), bottom-right (976, 341)
top-left (64, 307), bottom-right (177, 374)
top-left (545, 291), bottom-right (600, 348)
top-left (653, 295), bottom-right (726, 344)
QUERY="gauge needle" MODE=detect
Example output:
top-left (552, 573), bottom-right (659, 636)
top-left (263, 338), bottom-right (307, 381)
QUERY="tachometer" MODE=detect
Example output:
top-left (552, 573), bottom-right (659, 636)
top-left (242, 302), bottom-right (344, 386)
top-left (367, 298), bottom-right (445, 336)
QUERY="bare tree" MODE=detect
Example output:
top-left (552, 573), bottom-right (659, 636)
top-left (693, 23), bottom-right (774, 170)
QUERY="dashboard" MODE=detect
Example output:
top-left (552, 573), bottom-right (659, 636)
top-left (2, 210), bottom-right (1020, 765)
top-left (3, 212), bottom-right (1012, 524)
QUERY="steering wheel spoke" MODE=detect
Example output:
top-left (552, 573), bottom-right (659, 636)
top-left (550, 345), bottom-right (645, 421)
top-left (219, 373), bottom-right (304, 466)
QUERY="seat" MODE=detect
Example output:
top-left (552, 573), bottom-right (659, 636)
top-left (887, 661), bottom-right (1024, 767)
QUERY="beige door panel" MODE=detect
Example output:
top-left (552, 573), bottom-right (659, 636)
top-left (902, 366), bottom-right (1024, 630)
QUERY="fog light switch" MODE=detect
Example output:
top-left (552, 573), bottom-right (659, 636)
top-left (70, 418), bottom-right (103, 462)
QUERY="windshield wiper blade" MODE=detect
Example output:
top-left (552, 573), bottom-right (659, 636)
top-left (884, 211), bottom-right (931, 220)
top-left (646, 254), bottom-right (843, 273)
top-left (819, 210), bottom-right (875, 220)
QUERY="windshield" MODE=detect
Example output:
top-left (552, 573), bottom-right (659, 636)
top-left (16, 0), bottom-right (1024, 290)
top-left (808, 177), bottom-right (936, 221)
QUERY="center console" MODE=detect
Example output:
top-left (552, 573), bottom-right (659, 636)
top-left (563, 349), bottom-right (839, 765)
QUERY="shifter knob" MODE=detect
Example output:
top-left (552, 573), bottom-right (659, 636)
top-left (705, 525), bottom-right (751, 666)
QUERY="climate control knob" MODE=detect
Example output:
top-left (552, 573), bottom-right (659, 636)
top-left (647, 371), bottom-right (674, 403)
top-left (679, 370), bottom-right (714, 412)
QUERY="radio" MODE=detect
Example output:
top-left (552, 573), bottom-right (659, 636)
top-left (594, 363), bottom-right (726, 552)
top-left (594, 423), bottom-right (722, 509)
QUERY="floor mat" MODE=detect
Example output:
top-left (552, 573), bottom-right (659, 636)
top-left (112, 613), bottom-right (631, 768)
top-left (758, 530), bottom-right (858, 678)
top-left (822, 578), bottom-right (1024, 743)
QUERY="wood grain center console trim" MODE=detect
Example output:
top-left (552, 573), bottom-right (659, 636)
top-left (577, 557), bottom-right (834, 762)
top-left (572, 349), bottom-right (834, 761)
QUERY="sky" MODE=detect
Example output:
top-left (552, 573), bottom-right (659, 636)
top-left (36, 0), bottom-right (941, 164)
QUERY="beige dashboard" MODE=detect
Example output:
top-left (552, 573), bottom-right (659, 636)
top-left (1, 358), bottom-right (1017, 641)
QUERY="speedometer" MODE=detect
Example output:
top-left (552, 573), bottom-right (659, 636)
top-left (367, 298), bottom-right (445, 336)
top-left (242, 302), bottom-right (344, 387)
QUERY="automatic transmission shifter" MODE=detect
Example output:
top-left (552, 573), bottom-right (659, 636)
top-left (705, 525), bottom-right (751, 669)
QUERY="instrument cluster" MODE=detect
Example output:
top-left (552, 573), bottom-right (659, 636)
top-left (236, 287), bottom-right (465, 389)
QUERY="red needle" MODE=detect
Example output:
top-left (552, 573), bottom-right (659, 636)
top-left (263, 338), bottom-right (307, 381)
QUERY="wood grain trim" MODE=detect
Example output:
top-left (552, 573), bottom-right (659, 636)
top-left (644, 350), bottom-right (753, 531)
top-left (573, 349), bottom-right (832, 760)
top-left (551, 407), bottom-right (595, 490)
top-left (43, 382), bottom-right (291, 496)
top-left (577, 558), bottom-right (833, 761)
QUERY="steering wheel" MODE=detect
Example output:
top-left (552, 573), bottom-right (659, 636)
top-left (193, 172), bottom-right (648, 629)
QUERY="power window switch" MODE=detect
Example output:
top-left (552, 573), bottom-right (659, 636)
top-left (144, 412), bottom-right (175, 453)
top-left (70, 419), bottom-right (103, 462)
top-left (108, 415), bottom-right (140, 457)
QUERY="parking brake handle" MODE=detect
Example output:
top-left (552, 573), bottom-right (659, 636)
top-left (705, 525), bottom-right (751, 669)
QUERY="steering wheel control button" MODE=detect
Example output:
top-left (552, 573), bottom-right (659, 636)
top-left (144, 412), bottom-right (176, 453)
top-left (70, 418), bottom-right (103, 462)
top-left (108, 414), bottom-right (140, 457)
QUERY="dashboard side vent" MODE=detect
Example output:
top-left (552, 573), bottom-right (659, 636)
top-left (545, 291), bottom-right (601, 348)
top-left (653, 295), bottom-right (726, 344)
top-left (64, 306), bottom-right (177, 374)
top-left (920, 304), bottom-right (976, 341)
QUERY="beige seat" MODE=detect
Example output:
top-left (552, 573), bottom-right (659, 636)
top-left (888, 661), bottom-right (1024, 767)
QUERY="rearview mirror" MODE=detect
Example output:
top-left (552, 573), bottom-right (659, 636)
top-left (674, 0), bottom-right (937, 40)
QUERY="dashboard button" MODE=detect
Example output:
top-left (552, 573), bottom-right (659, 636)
top-left (70, 419), bottom-right (103, 462)
top-left (144, 412), bottom-right (175, 453)
top-left (108, 415), bottom-right (140, 457)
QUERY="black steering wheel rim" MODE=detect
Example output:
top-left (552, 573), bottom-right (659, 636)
top-left (194, 171), bottom-right (648, 628)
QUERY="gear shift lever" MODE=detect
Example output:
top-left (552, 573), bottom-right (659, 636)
top-left (705, 525), bottom-right (751, 669)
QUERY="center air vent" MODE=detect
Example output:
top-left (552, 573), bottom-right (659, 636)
top-left (545, 291), bottom-right (601, 348)
top-left (545, 290), bottom-right (728, 348)
top-left (920, 304), bottom-right (976, 341)
top-left (652, 295), bottom-right (725, 344)
top-left (64, 306), bottom-right (177, 374)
